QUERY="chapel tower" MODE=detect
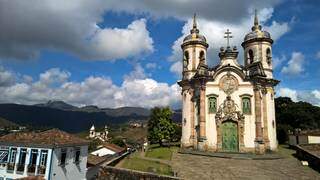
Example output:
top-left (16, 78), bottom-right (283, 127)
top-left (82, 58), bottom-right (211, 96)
top-left (180, 14), bottom-right (209, 148)
top-left (242, 10), bottom-right (274, 78)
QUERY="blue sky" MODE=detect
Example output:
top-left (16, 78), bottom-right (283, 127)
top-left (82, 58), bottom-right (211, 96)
top-left (0, 0), bottom-right (319, 108)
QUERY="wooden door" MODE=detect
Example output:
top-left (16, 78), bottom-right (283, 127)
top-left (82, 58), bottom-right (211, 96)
top-left (222, 121), bottom-right (239, 152)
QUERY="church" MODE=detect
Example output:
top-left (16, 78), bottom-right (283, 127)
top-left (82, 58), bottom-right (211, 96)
top-left (179, 12), bottom-right (279, 154)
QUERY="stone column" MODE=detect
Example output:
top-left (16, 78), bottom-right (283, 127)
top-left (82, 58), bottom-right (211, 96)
top-left (254, 85), bottom-right (265, 154)
top-left (254, 86), bottom-right (263, 142)
top-left (190, 89), bottom-right (195, 143)
top-left (199, 80), bottom-right (206, 141)
top-left (262, 88), bottom-right (270, 149)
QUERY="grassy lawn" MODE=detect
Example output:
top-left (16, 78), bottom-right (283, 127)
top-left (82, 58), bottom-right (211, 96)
top-left (277, 144), bottom-right (295, 158)
top-left (146, 145), bottom-right (179, 160)
top-left (119, 153), bottom-right (173, 175)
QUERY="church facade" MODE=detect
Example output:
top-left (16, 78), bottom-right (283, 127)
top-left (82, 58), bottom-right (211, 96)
top-left (179, 12), bottom-right (279, 154)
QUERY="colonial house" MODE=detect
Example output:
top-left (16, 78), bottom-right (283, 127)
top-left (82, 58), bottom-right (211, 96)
top-left (0, 129), bottom-right (89, 180)
top-left (289, 129), bottom-right (320, 146)
top-left (179, 12), bottom-right (279, 154)
top-left (89, 125), bottom-right (109, 142)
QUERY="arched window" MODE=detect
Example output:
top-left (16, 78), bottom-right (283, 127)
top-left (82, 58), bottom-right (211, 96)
top-left (266, 48), bottom-right (271, 65)
top-left (242, 97), bottom-right (251, 114)
top-left (208, 96), bottom-right (217, 113)
top-left (248, 49), bottom-right (254, 64)
top-left (183, 51), bottom-right (189, 69)
top-left (199, 51), bottom-right (205, 63)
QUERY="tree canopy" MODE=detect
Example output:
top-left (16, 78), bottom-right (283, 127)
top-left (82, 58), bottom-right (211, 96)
top-left (147, 107), bottom-right (177, 146)
top-left (275, 97), bottom-right (320, 143)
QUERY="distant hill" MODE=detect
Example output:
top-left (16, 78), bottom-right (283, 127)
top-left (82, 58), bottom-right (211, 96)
top-left (0, 117), bottom-right (18, 128)
top-left (0, 102), bottom-right (151, 133)
top-left (275, 97), bottom-right (320, 143)
top-left (35, 100), bottom-right (77, 111)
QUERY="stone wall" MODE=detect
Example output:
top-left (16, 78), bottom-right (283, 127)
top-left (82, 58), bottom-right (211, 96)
top-left (296, 144), bottom-right (320, 172)
top-left (97, 166), bottom-right (181, 180)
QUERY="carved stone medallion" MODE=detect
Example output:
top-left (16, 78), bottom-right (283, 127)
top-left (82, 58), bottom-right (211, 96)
top-left (220, 72), bottom-right (238, 95)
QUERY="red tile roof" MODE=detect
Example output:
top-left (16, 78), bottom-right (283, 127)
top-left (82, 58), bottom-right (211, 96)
top-left (103, 143), bottom-right (126, 153)
top-left (0, 129), bottom-right (89, 148)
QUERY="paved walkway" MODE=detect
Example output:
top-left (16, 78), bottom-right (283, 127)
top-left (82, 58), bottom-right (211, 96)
top-left (171, 152), bottom-right (320, 180)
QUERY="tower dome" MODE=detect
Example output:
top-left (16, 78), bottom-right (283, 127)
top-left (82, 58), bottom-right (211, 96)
top-left (243, 10), bottom-right (273, 44)
top-left (182, 14), bottom-right (208, 48)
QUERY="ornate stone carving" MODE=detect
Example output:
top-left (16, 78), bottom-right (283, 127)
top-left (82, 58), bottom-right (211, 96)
top-left (219, 72), bottom-right (238, 95)
top-left (215, 96), bottom-right (245, 152)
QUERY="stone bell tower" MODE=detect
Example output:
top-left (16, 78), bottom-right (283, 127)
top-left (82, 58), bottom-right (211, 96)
top-left (181, 14), bottom-right (209, 80)
top-left (241, 10), bottom-right (279, 153)
top-left (180, 14), bottom-right (209, 149)
top-left (242, 10), bottom-right (274, 79)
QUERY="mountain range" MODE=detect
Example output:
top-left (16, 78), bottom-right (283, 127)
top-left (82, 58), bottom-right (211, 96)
top-left (0, 101), bottom-right (181, 133)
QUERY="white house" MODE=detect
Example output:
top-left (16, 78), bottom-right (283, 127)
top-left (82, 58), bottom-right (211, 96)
top-left (0, 129), bottom-right (89, 180)
top-left (90, 143), bottom-right (125, 157)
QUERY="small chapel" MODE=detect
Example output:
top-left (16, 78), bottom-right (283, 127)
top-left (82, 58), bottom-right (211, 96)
top-left (178, 12), bottom-right (279, 154)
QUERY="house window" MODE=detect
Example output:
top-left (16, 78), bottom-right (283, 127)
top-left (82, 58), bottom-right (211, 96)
top-left (40, 150), bottom-right (48, 166)
top-left (0, 147), bottom-right (9, 163)
top-left (30, 149), bottom-right (38, 166)
top-left (208, 96), bottom-right (217, 113)
top-left (9, 148), bottom-right (17, 163)
top-left (74, 148), bottom-right (81, 163)
top-left (248, 49), bottom-right (254, 64)
top-left (60, 149), bottom-right (67, 166)
top-left (242, 97), bottom-right (251, 114)
top-left (19, 149), bottom-right (27, 164)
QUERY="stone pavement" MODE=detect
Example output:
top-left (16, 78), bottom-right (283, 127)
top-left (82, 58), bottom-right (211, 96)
top-left (171, 152), bottom-right (320, 180)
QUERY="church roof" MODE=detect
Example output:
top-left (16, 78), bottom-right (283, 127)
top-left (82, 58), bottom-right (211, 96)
top-left (90, 125), bottom-right (95, 131)
top-left (0, 128), bottom-right (89, 148)
top-left (243, 10), bottom-right (272, 43)
top-left (182, 14), bottom-right (208, 48)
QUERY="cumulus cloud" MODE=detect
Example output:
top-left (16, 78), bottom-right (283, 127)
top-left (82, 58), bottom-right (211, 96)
top-left (0, 67), bottom-right (16, 87)
top-left (278, 87), bottom-right (298, 101)
top-left (104, 0), bottom-right (282, 23)
top-left (277, 87), bottom-right (320, 106)
top-left (169, 8), bottom-right (290, 76)
top-left (0, 1), bottom-right (153, 61)
top-left (281, 52), bottom-right (305, 76)
top-left (0, 66), bottom-right (180, 108)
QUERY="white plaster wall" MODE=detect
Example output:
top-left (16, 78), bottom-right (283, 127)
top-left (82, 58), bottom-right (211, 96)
top-left (181, 90), bottom-right (192, 146)
top-left (308, 136), bottom-right (320, 144)
top-left (50, 146), bottom-right (88, 180)
top-left (267, 90), bottom-right (278, 150)
top-left (205, 71), bottom-right (256, 149)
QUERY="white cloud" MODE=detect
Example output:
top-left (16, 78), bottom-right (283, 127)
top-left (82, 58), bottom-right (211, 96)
top-left (281, 52), bottom-right (305, 76)
top-left (277, 88), bottom-right (320, 106)
top-left (316, 51), bottom-right (320, 59)
top-left (272, 55), bottom-right (286, 69)
top-left (39, 68), bottom-right (71, 85)
top-left (278, 88), bottom-right (298, 101)
top-left (169, 8), bottom-right (290, 76)
top-left (0, 66), bottom-right (181, 108)
top-left (0, 1), bottom-right (153, 61)
top-left (0, 67), bottom-right (15, 87)
top-left (145, 63), bottom-right (157, 69)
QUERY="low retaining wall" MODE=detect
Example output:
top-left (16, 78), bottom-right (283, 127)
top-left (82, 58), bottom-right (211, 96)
top-left (296, 144), bottom-right (320, 171)
top-left (97, 166), bottom-right (181, 180)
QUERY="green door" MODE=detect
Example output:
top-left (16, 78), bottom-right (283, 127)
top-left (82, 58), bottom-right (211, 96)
top-left (222, 121), bottom-right (238, 152)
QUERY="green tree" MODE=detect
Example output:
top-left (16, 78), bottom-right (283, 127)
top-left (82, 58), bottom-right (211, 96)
top-left (147, 107), bottom-right (176, 146)
top-left (111, 138), bottom-right (126, 147)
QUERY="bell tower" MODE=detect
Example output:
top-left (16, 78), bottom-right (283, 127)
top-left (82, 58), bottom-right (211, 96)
top-left (241, 10), bottom-right (274, 78)
top-left (181, 14), bottom-right (209, 80)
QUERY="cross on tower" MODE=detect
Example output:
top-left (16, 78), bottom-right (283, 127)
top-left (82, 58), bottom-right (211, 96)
top-left (224, 29), bottom-right (233, 47)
